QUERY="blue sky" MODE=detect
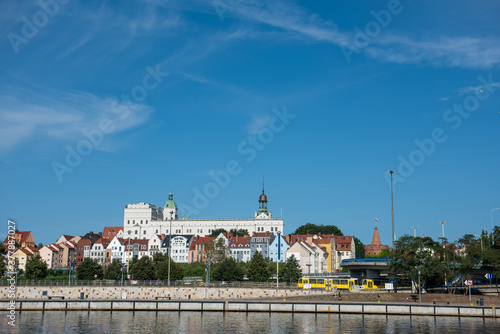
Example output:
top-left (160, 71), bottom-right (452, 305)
top-left (1, 0), bottom-right (499, 248)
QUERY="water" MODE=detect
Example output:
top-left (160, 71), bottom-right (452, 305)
top-left (3, 311), bottom-right (500, 334)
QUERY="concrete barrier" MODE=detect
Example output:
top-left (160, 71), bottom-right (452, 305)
top-left (387, 305), bottom-right (410, 314)
top-left (157, 302), bottom-right (179, 310)
top-left (1, 300), bottom-right (497, 318)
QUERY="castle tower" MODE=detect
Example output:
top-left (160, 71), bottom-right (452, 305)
top-left (164, 190), bottom-right (178, 220)
top-left (258, 179), bottom-right (268, 214)
top-left (371, 227), bottom-right (382, 246)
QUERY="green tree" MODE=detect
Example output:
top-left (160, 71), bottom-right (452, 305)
top-left (156, 257), bottom-right (184, 281)
top-left (292, 223), bottom-right (343, 236)
top-left (202, 238), bottom-right (229, 265)
top-left (390, 235), bottom-right (443, 290)
top-left (181, 262), bottom-right (206, 276)
top-left (209, 229), bottom-right (228, 237)
top-left (456, 234), bottom-right (482, 281)
top-left (366, 249), bottom-right (390, 258)
top-left (229, 229), bottom-right (250, 237)
top-left (354, 236), bottom-right (365, 258)
top-left (280, 255), bottom-right (302, 284)
top-left (104, 259), bottom-right (123, 280)
top-left (267, 261), bottom-right (285, 277)
top-left (248, 251), bottom-right (269, 282)
top-left (76, 258), bottom-right (103, 280)
top-left (213, 257), bottom-right (244, 281)
top-left (129, 256), bottom-right (155, 280)
top-left (25, 254), bottom-right (48, 280)
top-left (484, 226), bottom-right (500, 287)
top-left (1, 255), bottom-right (5, 276)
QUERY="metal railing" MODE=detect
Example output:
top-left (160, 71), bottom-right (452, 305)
top-left (341, 258), bottom-right (392, 263)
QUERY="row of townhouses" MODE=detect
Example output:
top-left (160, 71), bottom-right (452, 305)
top-left (4, 187), bottom-right (355, 274)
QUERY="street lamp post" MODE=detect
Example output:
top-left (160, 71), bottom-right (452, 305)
top-left (120, 266), bottom-right (124, 299)
top-left (411, 227), bottom-right (419, 238)
top-left (386, 170), bottom-right (398, 249)
top-left (306, 263), bottom-right (311, 302)
top-left (167, 211), bottom-right (173, 286)
top-left (439, 222), bottom-right (447, 247)
top-left (277, 231), bottom-right (280, 289)
top-left (439, 222), bottom-right (447, 285)
top-left (418, 270), bottom-right (421, 304)
top-left (126, 230), bottom-right (131, 277)
top-left (491, 208), bottom-right (499, 231)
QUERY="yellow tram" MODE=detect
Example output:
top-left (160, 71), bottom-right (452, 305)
top-left (362, 278), bottom-right (389, 289)
top-left (298, 277), bottom-right (360, 291)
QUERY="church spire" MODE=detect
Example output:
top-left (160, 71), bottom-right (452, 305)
top-left (258, 177), bottom-right (268, 213)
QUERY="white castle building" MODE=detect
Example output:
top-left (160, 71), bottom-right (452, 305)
top-left (123, 185), bottom-right (284, 239)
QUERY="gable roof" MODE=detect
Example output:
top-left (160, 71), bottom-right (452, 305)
top-left (228, 236), bottom-right (251, 248)
top-left (334, 236), bottom-right (353, 251)
top-left (3, 230), bottom-right (33, 244)
top-left (189, 236), bottom-right (215, 250)
top-left (102, 227), bottom-right (124, 240)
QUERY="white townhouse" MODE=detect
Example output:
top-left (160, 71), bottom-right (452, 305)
top-left (107, 237), bottom-right (126, 264)
top-left (148, 234), bottom-right (163, 258)
top-left (161, 235), bottom-right (194, 264)
top-left (124, 239), bottom-right (149, 261)
top-left (89, 238), bottom-right (109, 265)
top-left (228, 236), bottom-right (251, 263)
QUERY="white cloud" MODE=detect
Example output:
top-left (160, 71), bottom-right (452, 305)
top-left (456, 82), bottom-right (500, 95)
top-left (218, 0), bottom-right (500, 69)
top-left (0, 86), bottom-right (153, 152)
top-left (247, 114), bottom-right (273, 135)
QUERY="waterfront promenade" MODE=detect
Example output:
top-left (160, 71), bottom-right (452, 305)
top-left (2, 298), bottom-right (498, 318)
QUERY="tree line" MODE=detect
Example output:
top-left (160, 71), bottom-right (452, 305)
top-left (390, 227), bottom-right (500, 290)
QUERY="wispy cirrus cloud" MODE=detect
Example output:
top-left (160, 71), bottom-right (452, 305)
top-left (456, 81), bottom-right (500, 95)
top-left (247, 114), bottom-right (273, 135)
top-left (0, 85), bottom-right (153, 152)
top-left (208, 0), bottom-right (500, 69)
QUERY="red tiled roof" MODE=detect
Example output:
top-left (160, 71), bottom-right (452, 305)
top-left (229, 236), bottom-right (251, 247)
top-left (3, 230), bottom-right (32, 244)
top-left (189, 236), bottom-right (215, 250)
top-left (252, 231), bottom-right (272, 237)
top-left (102, 227), bottom-right (124, 239)
top-left (16, 248), bottom-right (32, 256)
top-left (18, 231), bottom-right (31, 242)
top-left (24, 246), bottom-right (39, 254)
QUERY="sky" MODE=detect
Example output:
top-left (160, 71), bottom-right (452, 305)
top-left (1, 0), bottom-right (499, 248)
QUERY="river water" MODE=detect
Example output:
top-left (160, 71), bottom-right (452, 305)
top-left (3, 311), bottom-right (500, 333)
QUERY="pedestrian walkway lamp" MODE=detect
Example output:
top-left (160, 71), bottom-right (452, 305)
top-left (492, 208), bottom-right (499, 232)
top-left (418, 270), bottom-right (421, 304)
top-left (168, 211), bottom-right (173, 286)
top-left (306, 263), bottom-right (311, 302)
top-left (386, 170), bottom-right (397, 249)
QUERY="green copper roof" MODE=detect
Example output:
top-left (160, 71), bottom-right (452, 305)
top-left (164, 190), bottom-right (177, 209)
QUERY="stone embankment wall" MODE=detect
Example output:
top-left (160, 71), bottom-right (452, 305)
top-left (0, 286), bottom-right (329, 300)
top-left (0, 299), bottom-right (497, 318)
